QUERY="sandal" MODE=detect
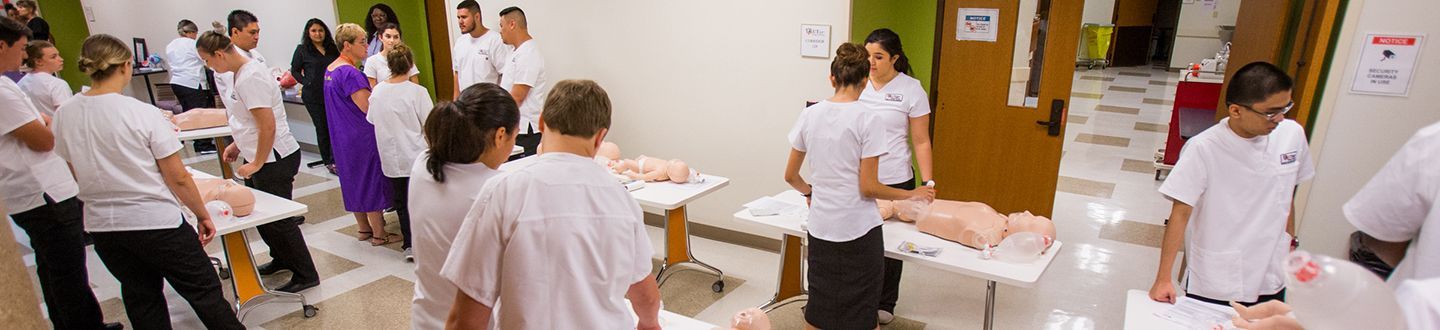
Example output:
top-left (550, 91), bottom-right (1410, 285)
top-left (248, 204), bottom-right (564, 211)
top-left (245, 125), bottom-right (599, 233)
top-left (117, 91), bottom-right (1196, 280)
top-left (368, 233), bottom-right (397, 246)
top-left (326, 164), bottom-right (338, 175)
top-left (356, 230), bottom-right (373, 242)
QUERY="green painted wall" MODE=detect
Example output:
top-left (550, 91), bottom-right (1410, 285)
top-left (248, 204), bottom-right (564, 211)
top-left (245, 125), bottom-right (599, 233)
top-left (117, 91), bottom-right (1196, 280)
top-left (334, 0), bottom-right (437, 99)
top-left (850, 0), bottom-right (938, 94)
top-left (36, 0), bottom-right (91, 91)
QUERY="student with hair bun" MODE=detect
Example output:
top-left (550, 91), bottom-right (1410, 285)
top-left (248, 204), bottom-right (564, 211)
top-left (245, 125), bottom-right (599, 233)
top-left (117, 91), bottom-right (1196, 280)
top-left (367, 42), bottom-right (430, 260)
top-left (782, 42), bottom-right (934, 330)
top-left (51, 33), bottom-right (243, 329)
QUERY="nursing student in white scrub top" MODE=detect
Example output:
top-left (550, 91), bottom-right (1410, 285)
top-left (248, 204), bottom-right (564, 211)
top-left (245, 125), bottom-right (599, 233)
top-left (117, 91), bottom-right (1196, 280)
top-left (362, 23), bottom-right (419, 88)
top-left (858, 28), bottom-right (935, 325)
top-left (0, 21), bottom-right (113, 329)
top-left (366, 43), bottom-right (431, 260)
top-left (1344, 120), bottom-right (1440, 284)
top-left (496, 6), bottom-right (546, 158)
top-left (408, 83), bottom-right (517, 330)
top-left (441, 80), bottom-right (662, 330)
top-left (196, 31), bottom-right (321, 294)
top-left (16, 40), bottom-right (70, 115)
top-left (1150, 62), bottom-right (1314, 307)
top-left (52, 34), bottom-right (243, 329)
top-left (784, 43), bottom-right (935, 330)
top-left (215, 10), bottom-right (267, 109)
top-left (452, 0), bottom-right (510, 98)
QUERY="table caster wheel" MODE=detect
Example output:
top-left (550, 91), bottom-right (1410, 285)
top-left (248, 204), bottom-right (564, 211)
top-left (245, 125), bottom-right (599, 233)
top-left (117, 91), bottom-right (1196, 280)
top-left (217, 269), bottom-right (230, 280)
top-left (303, 305), bottom-right (319, 318)
top-left (711, 280), bottom-right (725, 293)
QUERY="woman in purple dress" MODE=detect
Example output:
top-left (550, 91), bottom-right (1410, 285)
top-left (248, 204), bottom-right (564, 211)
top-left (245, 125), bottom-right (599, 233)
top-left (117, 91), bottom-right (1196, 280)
top-left (325, 23), bottom-right (396, 246)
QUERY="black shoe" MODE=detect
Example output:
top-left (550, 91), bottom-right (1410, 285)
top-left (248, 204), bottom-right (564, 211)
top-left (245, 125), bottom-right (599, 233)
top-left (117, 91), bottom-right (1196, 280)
top-left (276, 280), bottom-right (319, 293)
top-left (103, 322), bottom-right (124, 330)
top-left (257, 262), bottom-right (288, 276)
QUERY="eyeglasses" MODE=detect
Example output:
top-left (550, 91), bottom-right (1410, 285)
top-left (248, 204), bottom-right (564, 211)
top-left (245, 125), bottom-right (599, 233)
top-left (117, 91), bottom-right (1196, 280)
top-left (1235, 101), bottom-right (1294, 121)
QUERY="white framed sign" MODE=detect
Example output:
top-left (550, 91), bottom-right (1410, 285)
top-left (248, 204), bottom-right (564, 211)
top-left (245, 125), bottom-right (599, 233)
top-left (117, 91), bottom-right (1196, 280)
top-left (801, 24), bottom-right (831, 58)
top-left (956, 8), bottom-right (999, 42)
top-left (1350, 33), bottom-right (1426, 97)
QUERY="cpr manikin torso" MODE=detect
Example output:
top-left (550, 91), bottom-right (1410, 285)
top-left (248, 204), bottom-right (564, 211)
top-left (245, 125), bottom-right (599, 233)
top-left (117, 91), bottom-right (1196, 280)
top-left (171, 108), bottom-right (229, 131)
top-left (193, 178), bottom-right (256, 217)
top-left (882, 199), bottom-right (1057, 262)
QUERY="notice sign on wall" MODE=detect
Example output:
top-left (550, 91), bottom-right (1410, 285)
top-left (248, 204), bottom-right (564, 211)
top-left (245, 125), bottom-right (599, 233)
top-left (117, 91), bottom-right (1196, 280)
top-left (956, 8), bottom-right (999, 42)
top-left (1351, 34), bottom-right (1425, 96)
top-left (801, 24), bottom-right (831, 58)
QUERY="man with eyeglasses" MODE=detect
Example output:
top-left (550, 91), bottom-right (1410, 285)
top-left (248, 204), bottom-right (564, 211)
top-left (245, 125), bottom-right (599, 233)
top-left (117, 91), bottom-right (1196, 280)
top-left (1149, 62), bottom-right (1314, 308)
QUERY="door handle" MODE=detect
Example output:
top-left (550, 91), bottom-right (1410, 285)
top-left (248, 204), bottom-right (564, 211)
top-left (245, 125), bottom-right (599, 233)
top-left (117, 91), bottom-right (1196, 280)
top-left (1035, 99), bottom-right (1064, 137)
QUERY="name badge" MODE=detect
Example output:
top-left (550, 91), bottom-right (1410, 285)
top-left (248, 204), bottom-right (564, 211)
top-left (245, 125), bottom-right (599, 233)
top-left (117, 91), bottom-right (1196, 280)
top-left (885, 93), bottom-right (904, 102)
top-left (1280, 151), bottom-right (1298, 165)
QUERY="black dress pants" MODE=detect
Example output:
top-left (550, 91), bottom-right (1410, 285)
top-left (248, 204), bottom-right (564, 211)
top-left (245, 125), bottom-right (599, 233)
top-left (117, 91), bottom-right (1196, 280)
top-left (91, 222), bottom-right (244, 330)
top-left (388, 177), bottom-right (412, 249)
top-left (10, 195), bottom-right (106, 329)
top-left (242, 150), bottom-right (319, 284)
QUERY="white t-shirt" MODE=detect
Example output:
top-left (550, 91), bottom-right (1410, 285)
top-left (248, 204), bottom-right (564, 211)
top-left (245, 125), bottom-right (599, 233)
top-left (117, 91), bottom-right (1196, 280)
top-left (225, 60), bottom-right (300, 163)
top-left (215, 46), bottom-right (267, 110)
top-left (164, 37), bottom-right (206, 89)
top-left (1158, 118), bottom-right (1314, 302)
top-left (440, 152), bottom-right (653, 330)
top-left (52, 93), bottom-right (185, 232)
top-left (408, 154), bottom-right (501, 330)
top-left (788, 100), bottom-right (889, 242)
top-left (452, 30), bottom-right (511, 90)
top-left (16, 72), bottom-right (72, 116)
top-left (367, 80), bottom-right (433, 178)
top-left (0, 77), bottom-right (77, 214)
top-left (1344, 121), bottom-right (1440, 284)
top-left (1395, 277), bottom-right (1440, 329)
top-left (859, 73), bottom-right (931, 185)
top-left (363, 53), bottom-right (421, 81)
top-left (499, 41), bottom-right (546, 133)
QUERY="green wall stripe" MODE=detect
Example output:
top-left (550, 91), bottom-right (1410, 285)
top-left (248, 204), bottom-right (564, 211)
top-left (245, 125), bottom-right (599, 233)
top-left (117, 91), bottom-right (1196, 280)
top-left (849, 0), bottom-right (938, 95)
top-left (36, 0), bottom-right (91, 91)
top-left (335, 0), bottom-right (437, 99)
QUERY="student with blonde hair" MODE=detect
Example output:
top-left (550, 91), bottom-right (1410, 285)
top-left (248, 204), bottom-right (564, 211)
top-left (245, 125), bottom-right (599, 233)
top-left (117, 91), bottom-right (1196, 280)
top-left (52, 33), bottom-right (242, 329)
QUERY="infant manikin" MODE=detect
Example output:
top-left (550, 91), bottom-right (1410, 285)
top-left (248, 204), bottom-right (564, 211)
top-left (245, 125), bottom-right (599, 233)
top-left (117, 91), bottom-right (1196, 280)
top-left (194, 178), bottom-right (256, 217)
top-left (883, 199), bottom-right (1057, 262)
top-left (727, 308), bottom-right (771, 330)
top-left (171, 108), bottom-right (229, 131)
top-left (597, 142), bottom-right (704, 184)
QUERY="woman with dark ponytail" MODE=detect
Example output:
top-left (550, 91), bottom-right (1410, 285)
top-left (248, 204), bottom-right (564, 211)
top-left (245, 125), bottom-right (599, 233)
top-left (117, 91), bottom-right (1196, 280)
top-left (406, 83), bottom-right (518, 329)
top-left (783, 42), bottom-right (934, 330)
top-left (861, 28), bottom-right (936, 324)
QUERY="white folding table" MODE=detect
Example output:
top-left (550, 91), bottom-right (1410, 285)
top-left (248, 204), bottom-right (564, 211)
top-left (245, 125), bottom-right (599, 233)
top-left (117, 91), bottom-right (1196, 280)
top-left (502, 155), bottom-right (732, 292)
top-left (177, 126), bottom-right (235, 179)
top-left (1123, 289), bottom-right (1239, 329)
top-left (190, 169), bottom-right (318, 320)
top-left (734, 190), bottom-right (1064, 330)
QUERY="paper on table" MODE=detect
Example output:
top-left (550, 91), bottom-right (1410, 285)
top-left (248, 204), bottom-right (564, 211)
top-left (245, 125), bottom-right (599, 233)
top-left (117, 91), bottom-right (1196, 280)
top-left (1155, 297), bottom-right (1236, 329)
top-left (744, 196), bottom-right (805, 217)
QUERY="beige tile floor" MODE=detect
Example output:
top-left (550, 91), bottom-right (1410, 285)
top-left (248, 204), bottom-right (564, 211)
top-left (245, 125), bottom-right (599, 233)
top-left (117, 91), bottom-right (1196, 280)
top-left (9, 66), bottom-right (1183, 329)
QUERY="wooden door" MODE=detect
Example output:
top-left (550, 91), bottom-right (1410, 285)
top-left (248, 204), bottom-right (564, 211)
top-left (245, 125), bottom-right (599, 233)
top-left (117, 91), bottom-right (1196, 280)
top-left (932, 0), bottom-right (1082, 217)
top-left (1109, 0), bottom-right (1158, 67)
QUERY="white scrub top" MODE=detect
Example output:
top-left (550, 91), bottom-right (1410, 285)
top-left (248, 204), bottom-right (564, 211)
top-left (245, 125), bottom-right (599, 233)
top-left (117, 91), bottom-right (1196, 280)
top-left (1158, 118), bottom-right (1314, 302)
top-left (215, 46), bottom-right (267, 110)
top-left (16, 71), bottom-right (72, 116)
top-left (362, 53), bottom-right (420, 81)
top-left (225, 60), bottom-right (300, 163)
top-left (859, 73), bottom-right (931, 185)
top-left (499, 41), bottom-right (546, 133)
top-left (52, 93), bottom-right (185, 232)
top-left (0, 77), bottom-right (77, 214)
top-left (439, 152), bottom-right (653, 330)
top-left (1345, 121), bottom-right (1440, 284)
top-left (452, 30), bottom-right (510, 90)
top-left (1395, 277), bottom-right (1440, 330)
top-left (408, 155), bottom-right (501, 330)
top-left (788, 100), bottom-right (889, 242)
top-left (165, 37), bottom-right (207, 89)
top-left (366, 80), bottom-right (433, 177)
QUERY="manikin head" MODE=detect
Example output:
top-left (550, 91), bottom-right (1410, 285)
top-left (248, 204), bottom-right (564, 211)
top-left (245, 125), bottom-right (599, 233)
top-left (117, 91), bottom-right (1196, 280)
top-left (195, 179), bottom-right (256, 217)
top-left (729, 308), bottom-right (772, 330)
top-left (1005, 211), bottom-right (1056, 244)
top-left (1224, 62), bottom-right (1294, 139)
top-left (665, 160), bottom-right (697, 184)
top-left (597, 141), bottom-right (621, 161)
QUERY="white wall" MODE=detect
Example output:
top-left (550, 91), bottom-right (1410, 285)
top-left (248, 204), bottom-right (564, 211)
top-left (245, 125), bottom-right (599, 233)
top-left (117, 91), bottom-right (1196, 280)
top-left (79, 0), bottom-right (336, 144)
top-left (447, 0), bottom-right (850, 237)
top-left (1011, 0), bottom-right (1039, 82)
top-left (1295, 0), bottom-right (1440, 258)
top-left (1083, 0), bottom-right (1116, 26)
top-left (1168, 0), bottom-right (1241, 69)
